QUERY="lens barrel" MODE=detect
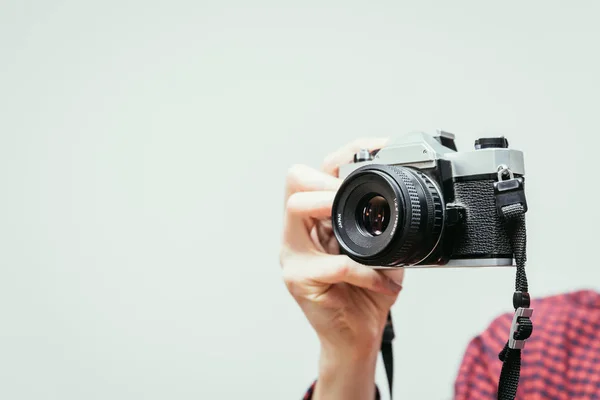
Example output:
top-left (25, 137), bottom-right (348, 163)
top-left (331, 165), bottom-right (444, 266)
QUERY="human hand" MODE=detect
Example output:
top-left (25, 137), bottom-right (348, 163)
top-left (280, 138), bottom-right (404, 399)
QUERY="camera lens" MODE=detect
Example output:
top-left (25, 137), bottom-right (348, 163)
top-left (331, 165), bottom-right (444, 267)
top-left (358, 195), bottom-right (390, 236)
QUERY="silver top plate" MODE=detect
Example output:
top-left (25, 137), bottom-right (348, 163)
top-left (339, 131), bottom-right (525, 179)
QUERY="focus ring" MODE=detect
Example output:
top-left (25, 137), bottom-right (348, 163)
top-left (376, 166), bottom-right (444, 266)
top-left (414, 170), bottom-right (444, 241)
top-left (391, 167), bottom-right (421, 260)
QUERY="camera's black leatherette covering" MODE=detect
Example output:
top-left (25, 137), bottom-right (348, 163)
top-left (452, 180), bottom-right (512, 257)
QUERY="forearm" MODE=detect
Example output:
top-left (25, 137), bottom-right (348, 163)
top-left (312, 345), bottom-right (379, 400)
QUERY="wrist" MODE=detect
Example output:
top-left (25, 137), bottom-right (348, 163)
top-left (318, 341), bottom-right (379, 371)
top-left (314, 344), bottom-right (378, 400)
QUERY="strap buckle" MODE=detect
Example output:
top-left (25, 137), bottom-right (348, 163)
top-left (494, 165), bottom-right (528, 216)
top-left (508, 307), bottom-right (534, 349)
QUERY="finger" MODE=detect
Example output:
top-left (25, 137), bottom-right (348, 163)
top-left (309, 225), bottom-right (327, 253)
top-left (284, 254), bottom-right (402, 296)
top-left (315, 221), bottom-right (338, 255)
top-left (381, 268), bottom-right (405, 287)
top-left (284, 164), bottom-right (341, 206)
top-left (286, 191), bottom-right (336, 220)
top-left (284, 191), bottom-right (336, 250)
top-left (322, 137), bottom-right (390, 177)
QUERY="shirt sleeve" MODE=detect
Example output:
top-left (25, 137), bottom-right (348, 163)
top-left (302, 381), bottom-right (316, 400)
top-left (302, 380), bottom-right (380, 400)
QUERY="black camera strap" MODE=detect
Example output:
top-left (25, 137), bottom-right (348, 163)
top-left (494, 167), bottom-right (533, 400)
top-left (381, 313), bottom-right (395, 398)
top-left (379, 166), bottom-right (532, 400)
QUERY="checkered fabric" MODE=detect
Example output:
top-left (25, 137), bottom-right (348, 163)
top-left (304, 290), bottom-right (600, 399)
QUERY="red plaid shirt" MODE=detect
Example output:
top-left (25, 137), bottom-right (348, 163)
top-left (304, 290), bottom-right (600, 399)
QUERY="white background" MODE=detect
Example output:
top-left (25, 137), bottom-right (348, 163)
top-left (1, 1), bottom-right (599, 399)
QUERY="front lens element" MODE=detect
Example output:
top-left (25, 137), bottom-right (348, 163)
top-left (358, 195), bottom-right (390, 236)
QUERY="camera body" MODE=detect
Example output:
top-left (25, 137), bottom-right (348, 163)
top-left (332, 130), bottom-right (525, 268)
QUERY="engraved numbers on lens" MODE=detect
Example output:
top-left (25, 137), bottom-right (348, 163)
top-left (390, 197), bottom-right (399, 236)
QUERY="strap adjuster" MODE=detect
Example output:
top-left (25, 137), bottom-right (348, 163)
top-left (508, 307), bottom-right (533, 349)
